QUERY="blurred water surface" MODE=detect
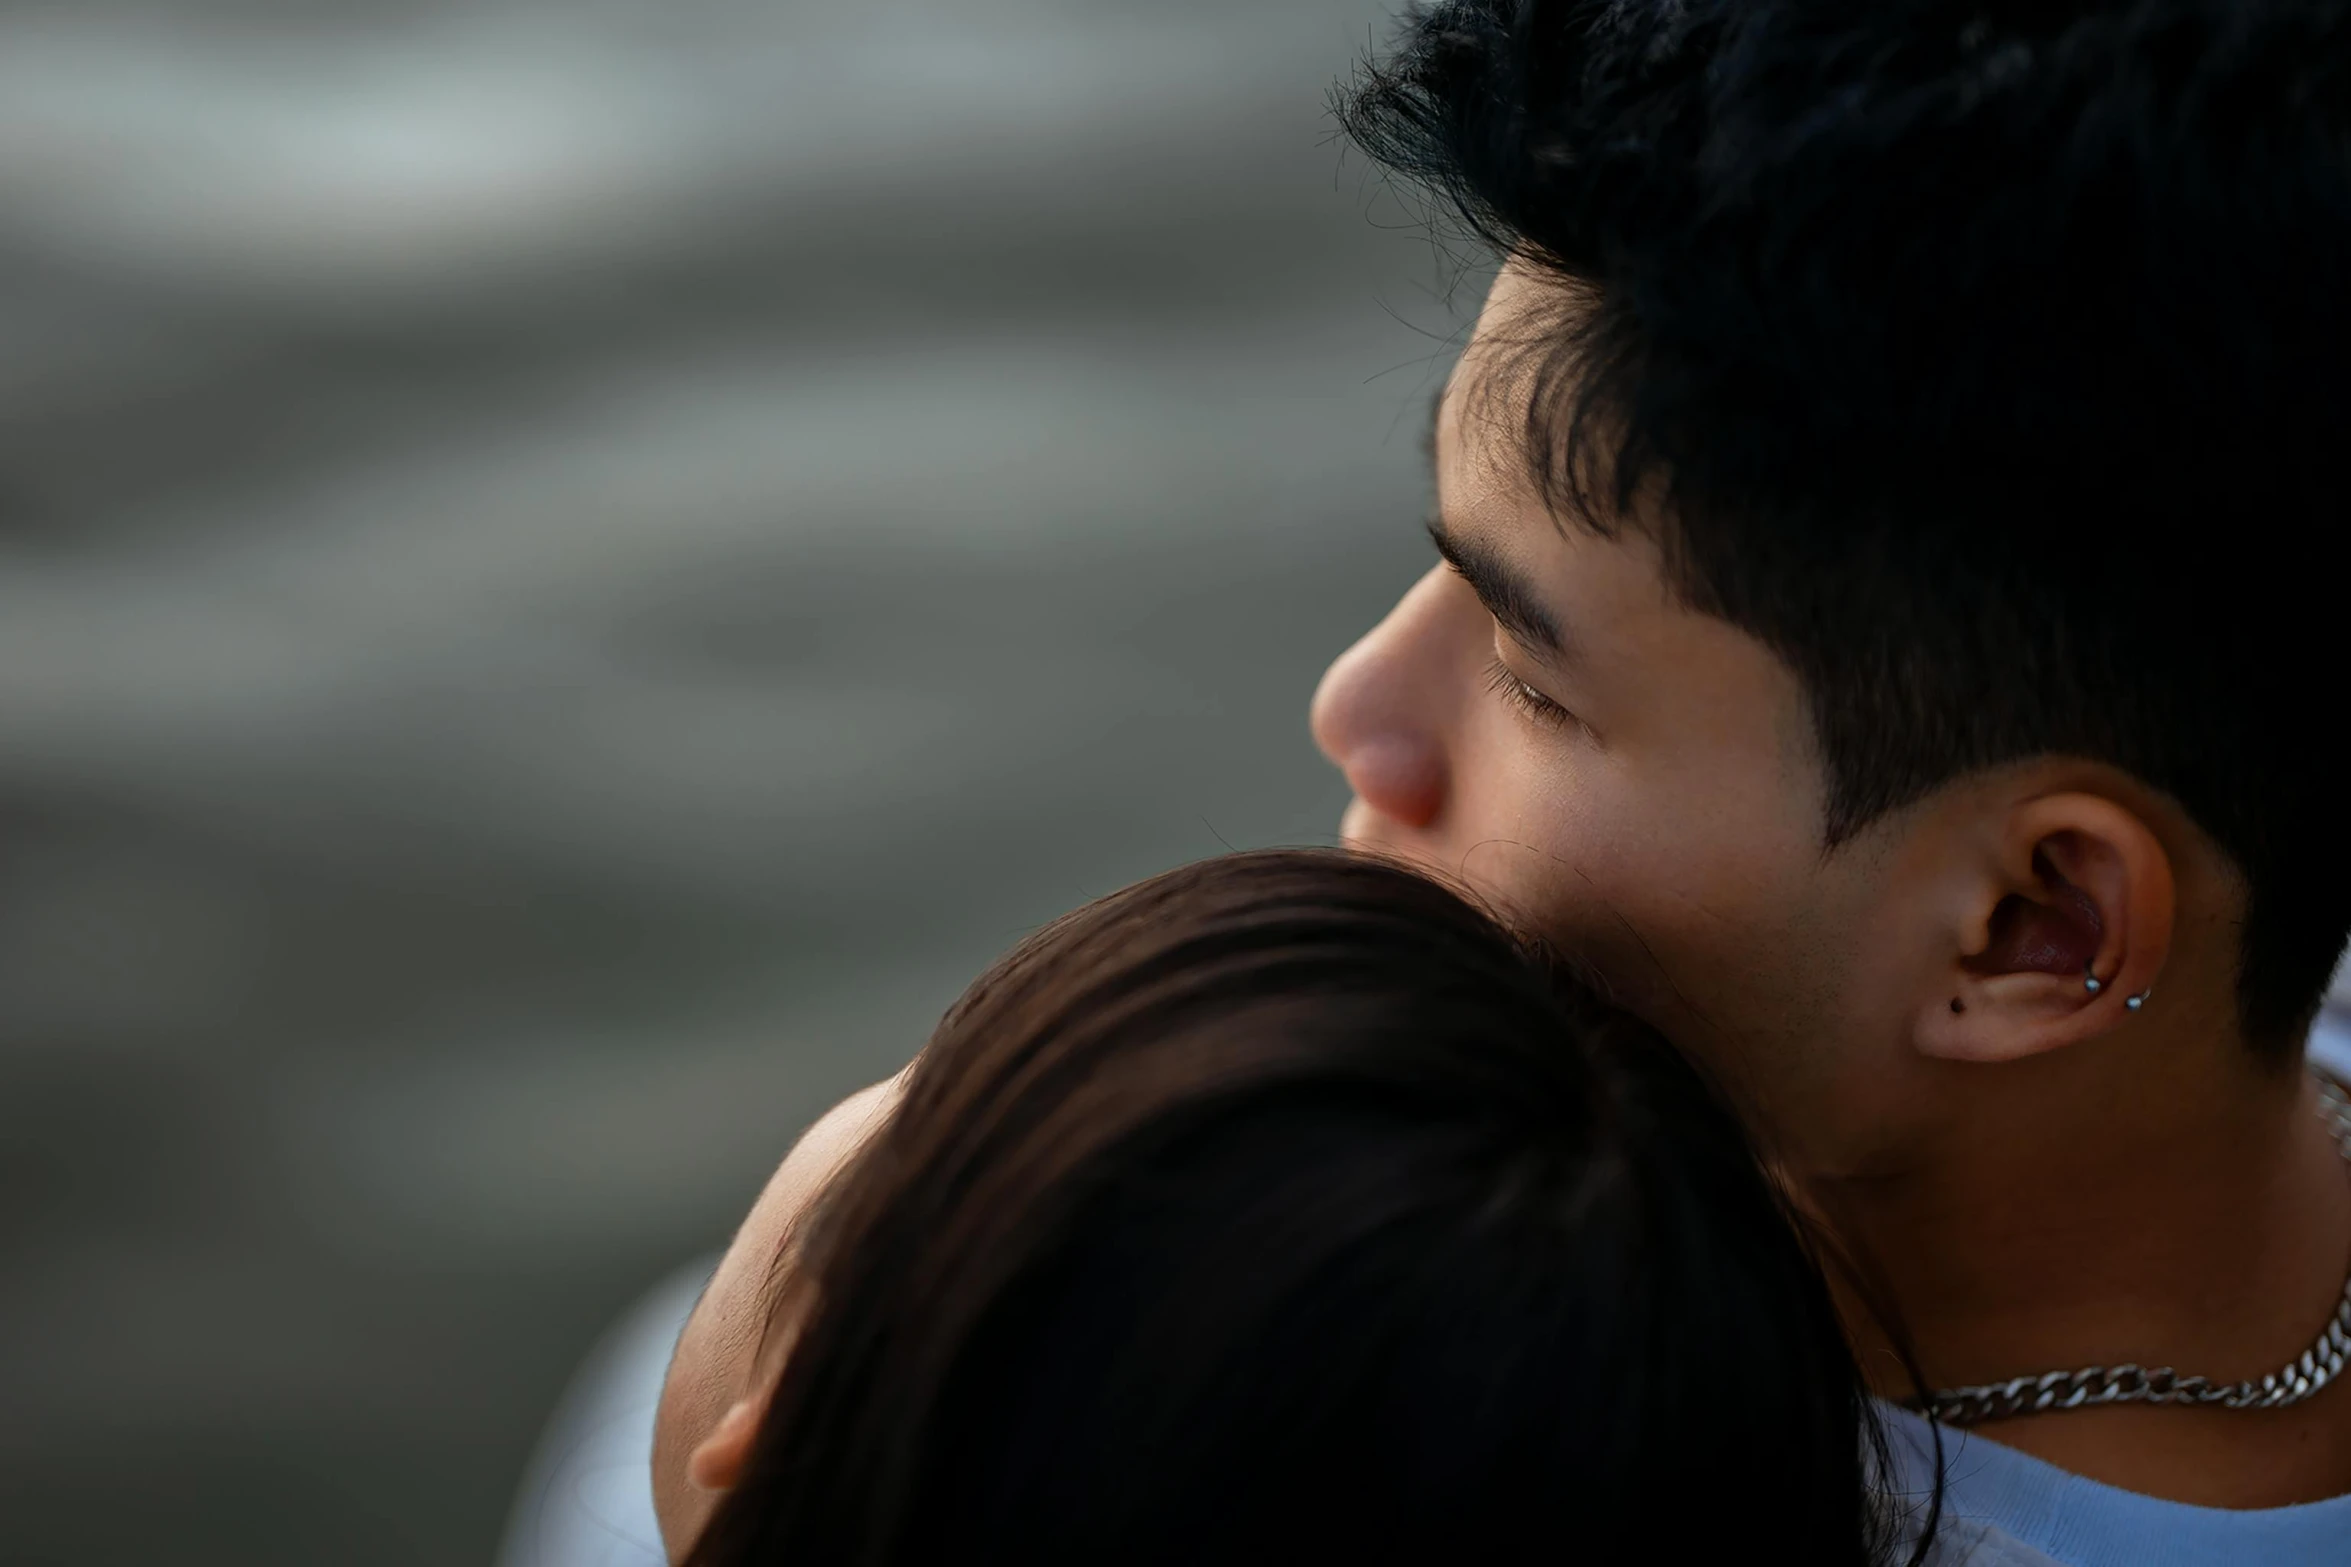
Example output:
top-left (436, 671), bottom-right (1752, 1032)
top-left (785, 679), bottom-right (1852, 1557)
top-left (0, 2), bottom-right (1465, 1562)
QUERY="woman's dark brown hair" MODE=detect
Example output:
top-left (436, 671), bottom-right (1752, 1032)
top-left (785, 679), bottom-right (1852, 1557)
top-left (686, 849), bottom-right (1919, 1565)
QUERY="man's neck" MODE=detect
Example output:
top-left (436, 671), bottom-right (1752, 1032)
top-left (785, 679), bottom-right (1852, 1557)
top-left (1820, 1037), bottom-right (2351, 1507)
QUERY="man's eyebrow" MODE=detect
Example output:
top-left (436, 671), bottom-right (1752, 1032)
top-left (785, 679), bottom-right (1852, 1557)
top-left (1424, 516), bottom-right (1569, 660)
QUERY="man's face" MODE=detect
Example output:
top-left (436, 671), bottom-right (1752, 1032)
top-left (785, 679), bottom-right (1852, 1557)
top-left (1313, 264), bottom-right (1926, 1164)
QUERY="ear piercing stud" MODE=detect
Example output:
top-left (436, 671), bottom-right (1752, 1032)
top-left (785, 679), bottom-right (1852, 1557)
top-left (2089, 964), bottom-right (2152, 1011)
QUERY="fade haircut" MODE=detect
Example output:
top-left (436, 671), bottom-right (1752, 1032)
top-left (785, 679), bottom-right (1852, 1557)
top-left (1341, 0), bottom-right (2351, 1054)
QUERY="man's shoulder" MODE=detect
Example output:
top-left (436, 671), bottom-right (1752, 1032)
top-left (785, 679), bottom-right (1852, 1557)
top-left (1878, 1394), bottom-right (2351, 1567)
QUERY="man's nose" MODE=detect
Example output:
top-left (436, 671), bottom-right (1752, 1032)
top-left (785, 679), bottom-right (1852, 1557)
top-left (1310, 565), bottom-right (1462, 832)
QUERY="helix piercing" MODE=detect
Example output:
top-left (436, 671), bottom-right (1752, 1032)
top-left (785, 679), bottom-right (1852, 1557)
top-left (2084, 963), bottom-right (2104, 996)
top-left (2126, 989), bottom-right (2152, 1012)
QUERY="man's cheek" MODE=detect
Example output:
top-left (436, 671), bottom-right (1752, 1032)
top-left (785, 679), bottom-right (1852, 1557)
top-left (1521, 850), bottom-right (1716, 1008)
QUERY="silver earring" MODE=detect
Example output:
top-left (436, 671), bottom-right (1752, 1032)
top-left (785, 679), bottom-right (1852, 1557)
top-left (2084, 964), bottom-right (2104, 995)
top-left (2126, 989), bottom-right (2151, 1012)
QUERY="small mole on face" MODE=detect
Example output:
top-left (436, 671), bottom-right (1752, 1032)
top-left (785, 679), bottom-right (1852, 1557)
top-left (1949, 998), bottom-right (1966, 1015)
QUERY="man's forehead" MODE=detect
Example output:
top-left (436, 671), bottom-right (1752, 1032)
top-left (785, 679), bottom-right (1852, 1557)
top-left (1432, 366), bottom-right (1540, 529)
top-left (1437, 257), bottom-right (1612, 496)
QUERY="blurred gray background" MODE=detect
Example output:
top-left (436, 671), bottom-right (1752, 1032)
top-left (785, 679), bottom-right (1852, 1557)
top-left (0, 2), bottom-right (1471, 1562)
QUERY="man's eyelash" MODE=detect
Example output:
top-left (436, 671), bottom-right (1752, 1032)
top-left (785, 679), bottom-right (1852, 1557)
top-left (1484, 658), bottom-right (1577, 730)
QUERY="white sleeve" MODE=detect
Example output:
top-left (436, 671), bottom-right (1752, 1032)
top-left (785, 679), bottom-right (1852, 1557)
top-left (2315, 950), bottom-right (2351, 1083)
top-left (494, 1260), bottom-right (714, 1567)
top-left (2309, 1005), bottom-right (2351, 1085)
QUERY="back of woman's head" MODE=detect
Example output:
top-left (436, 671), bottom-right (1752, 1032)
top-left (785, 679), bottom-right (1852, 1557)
top-left (687, 850), bottom-right (1900, 1565)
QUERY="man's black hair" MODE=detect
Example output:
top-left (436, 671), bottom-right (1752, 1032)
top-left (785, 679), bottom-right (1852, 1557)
top-left (1341, 0), bottom-right (2351, 1054)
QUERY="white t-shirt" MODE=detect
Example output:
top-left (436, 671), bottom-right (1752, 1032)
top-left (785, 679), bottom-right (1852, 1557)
top-left (497, 1264), bottom-right (705, 1567)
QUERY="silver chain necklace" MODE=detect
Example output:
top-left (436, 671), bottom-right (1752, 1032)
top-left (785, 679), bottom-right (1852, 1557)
top-left (1921, 1074), bottom-right (2351, 1428)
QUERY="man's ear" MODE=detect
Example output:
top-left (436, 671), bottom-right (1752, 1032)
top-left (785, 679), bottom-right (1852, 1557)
top-left (1918, 791), bottom-right (2175, 1064)
top-left (686, 1393), bottom-right (766, 1496)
